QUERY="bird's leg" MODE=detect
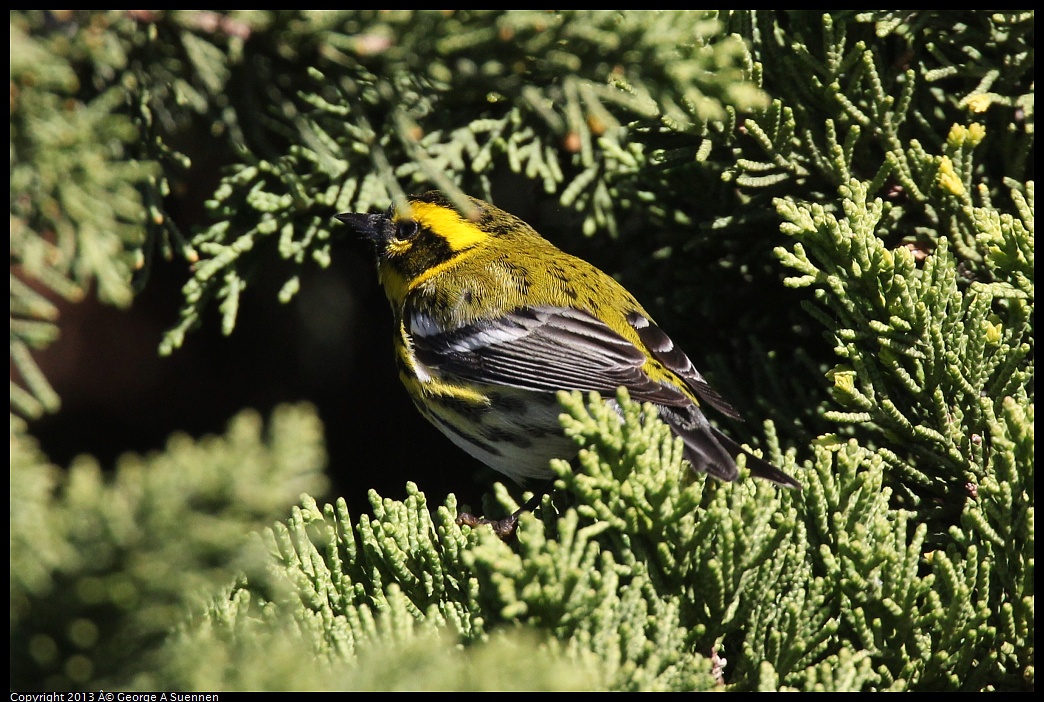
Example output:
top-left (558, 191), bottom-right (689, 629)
top-left (456, 482), bottom-right (552, 540)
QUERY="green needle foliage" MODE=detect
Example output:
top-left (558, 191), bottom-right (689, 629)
top-left (10, 10), bottom-right (1033, 691)
top-left (151, 389), bottom-right (1030, 690)
top-left (10, 405), bottom-right (328, 690)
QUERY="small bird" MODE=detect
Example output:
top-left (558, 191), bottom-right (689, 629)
top-left (337, 191), bottom-right (799, 526)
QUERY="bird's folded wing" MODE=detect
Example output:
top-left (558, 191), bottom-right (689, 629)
top-left (624, 310), bottom-right (741, 420)
top-left (409, 304), bottom-right (691, 407)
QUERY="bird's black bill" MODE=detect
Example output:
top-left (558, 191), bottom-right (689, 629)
top-left (335, 211), bottom-right (376, 228)
top-left (334, 211), bottom-right (386, 245)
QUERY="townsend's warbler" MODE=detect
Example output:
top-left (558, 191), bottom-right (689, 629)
top-left (337, 191), bottom-right (800, 492)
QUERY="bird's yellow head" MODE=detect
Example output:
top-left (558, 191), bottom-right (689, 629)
top-left (337, 190), bottom-right (544, 305)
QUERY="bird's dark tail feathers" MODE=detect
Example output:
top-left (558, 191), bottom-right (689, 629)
top-left (711, 429), bottom-right (802, 490)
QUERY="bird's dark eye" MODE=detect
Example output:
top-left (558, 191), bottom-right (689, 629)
top-left (396, 219), bottom-right (420, 241)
